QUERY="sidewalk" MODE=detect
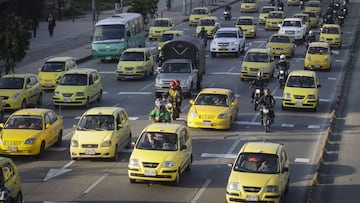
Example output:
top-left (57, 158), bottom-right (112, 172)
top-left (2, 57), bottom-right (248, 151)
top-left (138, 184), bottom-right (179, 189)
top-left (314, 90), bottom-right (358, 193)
top-left (14, 0), bottom-right (239, 74)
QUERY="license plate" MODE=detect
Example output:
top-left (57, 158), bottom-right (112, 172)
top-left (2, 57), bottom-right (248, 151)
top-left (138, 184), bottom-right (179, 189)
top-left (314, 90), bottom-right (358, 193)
top-left (295, 100), bottom-right (303, 106)
top-left (246, 194), bottom-right (258, 201)
top-left (219, 46), bottom-right (227, 51)
top-left (144, 170), bottom-right (156, 176)
top-left (64, 97), bottom-right (71, 103)
top-left (105, 56), bottom-right (111, 60)
top-left (8, 146), bottom-right (17, 152)
top-left (314, 64), bottom-right (320, 69)
top-left (45, 83), bottom-right (52, 87)
top-left (203, 121), bottom-right (211, 126)
top-left (275, 51), bottom-right (281, 55)
top-left (85, 150), bottom-right (96, 155)
top-left (126, 71), bottom-right (133, 75)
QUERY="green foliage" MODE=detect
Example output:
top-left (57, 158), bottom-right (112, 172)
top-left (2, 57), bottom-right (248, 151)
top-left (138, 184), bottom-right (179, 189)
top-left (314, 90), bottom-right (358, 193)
top-left (127, 0), bottom-right (159, 25)
top-left (0, 9), bottom-right (31, 75)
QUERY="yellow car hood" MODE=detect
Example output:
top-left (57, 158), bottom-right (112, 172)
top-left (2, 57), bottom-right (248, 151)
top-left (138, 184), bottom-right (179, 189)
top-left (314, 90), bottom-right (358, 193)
top-left (237, 25), bottom-right (255, 30)
top-left (242, 61), bottom-right (271, 68)
top-left (191, 105), bottom-right (229, 115)
top-left (267, 42), bottom-right (291, 49)
top-left (229, 171), bottom-right (279, 187)
top-left (196, 26), bottom-right (215, 33)
top-left (131, 148), bottom-right (177, 162)
top-left (242, 3), bottom-right (256, 7)
top-left (284, 87), bottom-right (317, 96)
top-left (320, 33), bottom-right (341, 39)
top-left (55, 85), bottom-right (87, 93)
top-left (1, 129), bottom-right (41, 141)
top-left (190, 14), bottom-right (207, 20)
top-left (38, 72), bottom-right (62, 81)
top-left (72, 130), bottom-right (113, 144)
top-left (0, 89), bottom-right (22, 97)
top-left (118, 61), bottom-right (146, 67)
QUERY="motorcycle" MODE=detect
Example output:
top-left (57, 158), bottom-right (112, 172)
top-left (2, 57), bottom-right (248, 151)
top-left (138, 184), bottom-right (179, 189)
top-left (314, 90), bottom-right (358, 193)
top-left (223, 6), bottom-right (232, 21)
top-left (299, 0), bottom-right (304, 9)
top-left (277, 65), bottom-right (287, 89)
top-left (251, 87), bottom-right (263, 111)
top-left (162, 94), bottom-right (180, 121)
top-left (260, 105), bottom-right (272, 132)
top-left (338, 13), bottom-right (345, 25)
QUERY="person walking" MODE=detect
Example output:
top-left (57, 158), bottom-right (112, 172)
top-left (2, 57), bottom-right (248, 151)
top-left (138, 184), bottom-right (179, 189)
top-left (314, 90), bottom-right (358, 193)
top-left (31, 17), bottom-right (39, 38)
top-left (47, 13), bottom-right (56, 36)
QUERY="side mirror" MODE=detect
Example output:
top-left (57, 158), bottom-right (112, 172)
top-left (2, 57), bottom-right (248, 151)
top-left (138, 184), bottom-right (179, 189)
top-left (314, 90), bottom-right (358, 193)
top-left (26, 84), bottom-right (32, 89)
top-left (317, 84), bottom-right (322, 88)
top-left (0, 123), bottom-right (4, 129)
top-left (283, 166), bottom-right (289, 173)
top-left (45, 124), bottom-right (51, 129)
top-left (227, 163), bottom-right (233, 168)
top-left (189, 99), bottom-right (194, 105)
top-left (180, 145), bottom-right (187, 150)
top-left (231, 102), bottom-right (237, 107)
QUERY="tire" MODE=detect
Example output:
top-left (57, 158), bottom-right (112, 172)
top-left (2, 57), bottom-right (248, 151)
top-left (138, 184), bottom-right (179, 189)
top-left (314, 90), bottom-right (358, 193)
top-left (36, 93), bottom-right (42, 107)
top-left (172, 170), bottom-right (180, 186)
top-left (0, 110), bottom-right (4, 123)
top-left (155, 92), bottom-right (162, 98)
top-left (196, 77), bottom-right (202, 91)
top-left (14, 191), bottom-right (22, 203)
top-left (112, 145), bottom-right (119, 161)
top-left (55, 131), bottom-right (62, 147)
top-left (84, 98), bottom-right (91, 109)
top-left (211, 52), bottom-right (216, 58)
top-left (186, 155), bottom-right (192, 171)
top-left (126, 133), bottom-right (132, 149)
top-left (254, 102), bottom-right (258, 111)
top-left (129, 178), bottom-right (136, 183)
top-left (21, 100), bottom-right (27, 109)
top-left (97, 90), bottom-right (103, 102)
top-left (36, 141), bottom-right (45, 158)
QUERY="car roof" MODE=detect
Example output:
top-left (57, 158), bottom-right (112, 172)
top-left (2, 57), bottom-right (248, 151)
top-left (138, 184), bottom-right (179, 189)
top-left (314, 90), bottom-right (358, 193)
top-left (65, 68), bottom-right (97, 74)
top-left (322, 24), bottom-right (340, 28)
top-left (193, 7), bottom-right (209, 10)
top-left (240, 142), bottom-right (283, 154)
top-left (309, 42), bottom-right (329, 47)
top-left (289, 70), bottom-right (317, 77)
top-left (83, 107), bottom-right (125, 115)
top-left (12, 108), bottom-right (53, 115)
top-left (237, 16), bottom-right (255, 20)
top-left (201, 16), bottom-right (219, 20)
top-left (153, 17), bottom-right (173, 21)
top-left (123, 48), bottom-right (149, 52)
top-left (284, 18), bottom-right (302, 21)
top-left (269, 11), bottom-right (284, 14)
top-left (46, 57), bottom-right (75, 62)
top-left (143, 123), bottom-right (186, 133)
top-left (217, 27), bottom-right (239, 32)
top-left (199, 88), bottom-right (232, 95)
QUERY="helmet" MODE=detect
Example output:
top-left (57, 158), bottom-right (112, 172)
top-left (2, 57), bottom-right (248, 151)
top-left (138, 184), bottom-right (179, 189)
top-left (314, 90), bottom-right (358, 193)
top-left (155, 98), bottom-right (163, 107)
top-left (264, 88), bottom-right (271, 95)
top-left (169, 81), bottom-right (176, 88)
top-left (174, 79), bottom-right (180, 87)
top-left (309, 30), bottom-right (313, 35)
top-left (257, 72), bottom-right (262, 78)
top-left (280, 54), bottom-right (286, 60)
top-left (201, 26), bottom-right (205, 31)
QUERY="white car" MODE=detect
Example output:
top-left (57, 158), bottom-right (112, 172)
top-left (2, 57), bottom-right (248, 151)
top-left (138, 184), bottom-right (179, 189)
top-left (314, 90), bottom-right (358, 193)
top-left (210, 27), bottom-right (246, 58)
top-left (278, 18), bottom-right (306, 44)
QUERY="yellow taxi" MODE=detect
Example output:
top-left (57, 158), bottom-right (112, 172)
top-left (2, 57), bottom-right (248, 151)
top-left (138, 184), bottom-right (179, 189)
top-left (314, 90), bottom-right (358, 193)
top-left (187, 88), bottom-right (238, 130)
top-left (293, 13), bottom-right (311, 33)
top-left (226, 142), bottom-right (290, 203)
top-left (70, 107), bottom-right (132, 161)
top-left (0, 108), bottom-right (63, 156)
top-left (282, 70), bottom-right (321, 111)
top-left (0, 157), bottom-right (23, 202)
top-left (0, 98), bottom-right (4, 122)
top-left (148, 18), bottom-right (175, 40)
top-left (116, 48), bottom-right (154, 80)
top-left (266, 34), bottom-right (296, 57)
top-left (38, 56), bottom-right (77, 90)
top-left (241, 0), bottom-right (258, 13)
top-left (189, 7), bottom-right (210, 26)
top-left (157, 30), bottom-right (184, 55)
top-left (259, 6), bottom-right (277, 24)
top-left (305, 1), bottom-right (322, 16)
top-left (302, 11), bottom-right (320, 28)
top-left (235, 16), bottom-right (257, 38)
top-left (265, 11), bottom-right (285, 30)
top-left (0, 74), bottom-right (42, 110)
top-left (304, 42), bottom-right (332, 71)
top-left (53, 68), bottom-right (103, 108)
top-left (319, 24), bottom-right (342, 49)
top-left (240, 48), bottom-right (274, 81)
top-left (196, 16), bottom-right (220, 39)
top-left (128, 123), bottom-right (192, 185)
top-left (287, 0), bottom-right (300, 6)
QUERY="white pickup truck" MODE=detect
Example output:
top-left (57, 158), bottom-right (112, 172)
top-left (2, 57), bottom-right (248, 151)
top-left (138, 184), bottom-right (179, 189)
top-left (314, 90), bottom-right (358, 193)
top-left (278, 18), bottom-right (307, 45)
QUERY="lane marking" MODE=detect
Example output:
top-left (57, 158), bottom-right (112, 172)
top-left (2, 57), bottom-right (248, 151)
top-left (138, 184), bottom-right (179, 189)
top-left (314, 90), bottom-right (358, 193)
top-left (140, 82), bottom-right (154, 91)
top-left (190, 179), bottom-right (212, 203)
top-left (117, 92), bottom-right (152, 95)
top-left (47, 147), bottom-right (67, 152)
top-left (44, 161), bottom-right (75, 181)
top-left (129, 117), bottom-right (139, 120)
top-left (82, 173), bottom-right (109, 195)
top-left (233, 121), bottom-right (261, 126)
top-left (201, 153), bottom-right (237, 159)
top-left (281, 123), bottom-right (294, 128)
top-left (308, 125), bottom-right (320, 129)
top-left (328, 77), bottom-right (337, 80)
top-left (335, 59), bottom-right (344, 63)
top-left (294, 158), bottom-right (310, 163)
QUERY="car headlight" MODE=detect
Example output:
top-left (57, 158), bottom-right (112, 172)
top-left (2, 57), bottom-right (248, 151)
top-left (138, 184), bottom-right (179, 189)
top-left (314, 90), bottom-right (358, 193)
top-left (218, 113), bottom-right (228, 119)
top-left (163, 161), bottom-right (176, 168)
top-left (155, 78), bottom-right (163, 84)
top-left (12, 93), bottom-right (20, 100)
top-left (211, 40), bottom-right (217, 46)
top-left (75, 92), bottom-right (85, 96)
top-left (320, 37), bottom-right (324, 41)
top-left (308, 94), bottom-right (316, 99)
top-left (190, 111), bottom-right (197, 117)
top-left (101, 140), bottom-right (111, 147)
top-left (71, 140), bottom-right (79, 147)
top-left (227, 182), bottom-right (241, 191)
top-left (184, 78), bottom-right (191, 86)
top-left (158, 46), bottom-right (162, 51)
top-left (117, 65), bottom-right (123, 71)
top-left (262, 67), bottom-right (268, 73)
top-left (250, 28), bottom-right (255, 32)
top-left (284, 93), bottom-right (292, 98)
top-left (306, 56), bottom-right (312, 61)
top-left (25, 138), bottom-right (36, 144)
top-left (129, 159), bottom-right (140, 167)
top-left (149, 29), bottom-right (154, 33)
top-left (136, 66), bottom-right (144, 71)
top-left (265, 185), bottom-right (279, 192)
top-left (241, 66), bottom-right (248, 71)
top-left (231, 41), bottom-right (239, 46)
top-left (54, 91), bottom-right (60, 96)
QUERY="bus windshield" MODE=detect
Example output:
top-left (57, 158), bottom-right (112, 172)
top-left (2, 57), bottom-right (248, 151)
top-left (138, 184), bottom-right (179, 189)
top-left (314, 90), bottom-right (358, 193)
top-left (93, 24), bottom-right (125, 41)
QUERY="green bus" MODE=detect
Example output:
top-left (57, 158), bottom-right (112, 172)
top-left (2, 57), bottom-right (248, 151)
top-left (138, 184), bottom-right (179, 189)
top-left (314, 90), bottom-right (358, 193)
top-left (92, 13), bottom-right (146, 61)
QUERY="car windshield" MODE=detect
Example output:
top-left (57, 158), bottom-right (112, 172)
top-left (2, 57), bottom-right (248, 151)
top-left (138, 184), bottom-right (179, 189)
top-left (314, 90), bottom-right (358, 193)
top-left (59, 74), bottom-right (87, 86)
top-left (93, 24), bottom-right (125, 41)
top-left (215, 31), bottom-right (238, 38)
top-left (307, 2), bottom-right (320, 7)
top-left (161, 63), bottom-right (191, 73)
top-left (286, 76), bottom-right (316, 88)
top-left (270, 35), bottom-right (291, 43)
top-left (77, 115), bottom-right (115, 131)
top-left (282, 20), bottom-right (301, 27)
top-left (321, 27), bottom-right (340, 34)
top-left (233, 153), bottom-right (279, 174)
top-left (5, 115), bottom-right (43, 130)
top-left (194, 93), bottom-right (229, 107)
top-left (136, 132), bottom-right (178, 151)
top-left (199, 19), bottom-right (215, 26)
top-left (307, 46), bottom-right (329, 55)
top-left (243, 0), bottom-right (256, 3)
top-left (160, 34), bottom-right (174, 42)
top-left (192, 9), bottom-right (207, 14)
top-left (268, 12), bottom-right (282, 19)
top-left (303, 12), bottom-right (316, 17)
top-left (120, 52), bottom-right (144, 61)
top-left (245, 52), bottom-right (270, 62)
top-left (237, 19), bottom-right (253, 25)
top-left (261, 7), bottom-right (275, 13)
top-left (41, 62), bottom-right (65, 72)
top-left (0, 78), bottom-right (24, 89)
top-left (152, 20), bottom-right (170, 27)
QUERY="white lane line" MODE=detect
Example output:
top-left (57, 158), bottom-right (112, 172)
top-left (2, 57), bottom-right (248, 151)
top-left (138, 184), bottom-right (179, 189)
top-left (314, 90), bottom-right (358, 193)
top-left (190, 179), bottom-right (212, 203)
top-left (129, 117), bottom-right (138, 120)
top-left (295, 58), bottom-right (305, 62)
top-left (328, 77), bottom-right (337, 80)
top-left (117, 92), bottom-right (152, 95)
top-left (233, 121), bottom-right (261, 126)
top-left (227, 65), bottom-right (236, 73)
top-left (308, 125), bottom-right (320, 129)
top-left (64, 130), bottom-right (74, 139)
top-left (335, 59), bottom-right (344, 63)
top-left (103, 91), bottom-right (108, 94)
top-left (47, 147), bottom-right (67, 152)
top-left (82, 173), bottom-right (109, 195)
top-left (294, 158), bottom-right (310, 163)
top-left (140, 82), bottom-right (154, 92)
top-left (281, 123), bottom-right (294, 128)
top-left (201, 153), bottom-right (237, 159)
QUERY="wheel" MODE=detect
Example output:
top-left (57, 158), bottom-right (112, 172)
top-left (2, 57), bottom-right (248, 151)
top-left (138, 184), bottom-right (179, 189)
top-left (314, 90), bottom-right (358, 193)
top-left (172, 170), bottom-right (180, 186)
top-left (55, 131), bottom-right (62, 147)
top-left (0, 110), bottom-right (4, 123)
top-left (155, 92), bottom-right (162, 98)
top-left (196, 78), bottom-right (202, 91)
top-left (36, 141), bottom-right (45, 158)
top-left (129, 178), bottom-right (136, 183)
top-left (21, 100), bottom-right (27, 109)
top-left (84, 98), bottom-right (91, 109)
top-left (97, 90), bottom-right (103, 102)
top-left (186, 155), bottom-right (192, 171)
top-left (211, 52), bottom-right (216, 58)
top-left (254, 102), bottom-right (258, 111)
top-left (112, 145), bottom-right (119, 161)
top-left (126, 133), bottom-right (132, 149)
top-left (14, 191), bottom-right (22, 203)
top-left (36, 93), bottom-right (42, 107)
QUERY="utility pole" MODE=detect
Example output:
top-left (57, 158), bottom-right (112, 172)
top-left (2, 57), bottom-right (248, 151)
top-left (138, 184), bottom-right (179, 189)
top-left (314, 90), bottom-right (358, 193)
top-left (92, 0), bottom-right (96, 24)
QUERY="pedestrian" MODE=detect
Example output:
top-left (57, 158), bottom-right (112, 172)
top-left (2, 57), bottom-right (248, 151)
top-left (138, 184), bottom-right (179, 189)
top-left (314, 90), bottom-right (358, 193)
top-left (31, 17), bottom-right (39, 38)
top-left (47, 13), bottom-right (56, 36)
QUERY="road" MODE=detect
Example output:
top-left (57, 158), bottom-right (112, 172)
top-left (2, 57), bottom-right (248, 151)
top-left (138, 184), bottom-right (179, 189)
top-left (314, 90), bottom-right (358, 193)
top-left (6, 0), bottom-right (360, 202)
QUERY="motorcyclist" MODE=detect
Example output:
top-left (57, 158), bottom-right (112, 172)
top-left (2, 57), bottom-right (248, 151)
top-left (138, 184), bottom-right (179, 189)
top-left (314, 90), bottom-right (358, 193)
top-left (223, 5), bottom-right (232, 20)
top-left (173, 79), bottom-right (183, 110)
top-left (199, 27), bottom-right (208, 47)
top-left (277, 54), bottom-right (290, 70)
top-left (165, 81), bottom-right (182, 117)
top-left (251, 72), bottom-right (266, 103)
top-left (149, 98), bottom-right (172, 123)
top-left (278, 0), bottom-right (284, 11)
top-left (258, 88), bottom-right (276, 121)
top-left (305, 30), bottom-right (317, 50)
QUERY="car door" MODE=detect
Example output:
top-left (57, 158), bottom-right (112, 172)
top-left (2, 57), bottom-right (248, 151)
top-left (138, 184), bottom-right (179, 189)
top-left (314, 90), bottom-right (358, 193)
top-left (43, 112), bottom-right (55, 148)
top-left (145, 50), bottom-right (153, 73)
top-left (93, 71), bottom-right (102, 99)
top-left (279, 148), bottom-right (290, 193)
top-left (25, 76), bottom-right (38, 105)
top-left (229, 91), bottom-right (238, 119)
top-left (47, 111), bottom-right (62, 145)
top-left (1, 162), bottom-right (17, 198)
top-left (116, 111), bottom-right (127, 148)
top-left (179, 128), bottom-right (191, 172)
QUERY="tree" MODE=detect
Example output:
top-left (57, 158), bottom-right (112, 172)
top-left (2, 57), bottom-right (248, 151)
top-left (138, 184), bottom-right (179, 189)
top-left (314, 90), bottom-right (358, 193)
top-left (126, 0), bottom-right (159, 25)
top-left (0, 9), bottom-right (31, 76)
